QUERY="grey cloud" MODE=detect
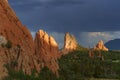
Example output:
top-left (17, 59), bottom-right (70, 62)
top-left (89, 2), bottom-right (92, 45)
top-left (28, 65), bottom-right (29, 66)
top-left (10, 0), bottom-right (85, 7)
top-left (9, 0), bottom-right (120, 33)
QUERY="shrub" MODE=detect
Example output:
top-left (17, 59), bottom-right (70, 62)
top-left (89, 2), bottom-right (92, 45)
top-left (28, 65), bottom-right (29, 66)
top-left (5, 40), bottom-right (12, 49)
top-left (3, 64), bottom-right (58, 80)
top-left (1, 40), bottom-right (12, 49)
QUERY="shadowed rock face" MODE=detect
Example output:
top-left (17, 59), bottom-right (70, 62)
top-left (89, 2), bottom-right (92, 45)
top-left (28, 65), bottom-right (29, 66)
top-left (0, 0), bottom-right (35, 78)
top-left (62, 32), bottom-right (77, 54)
top-left (94, 40), bottom-right (108, 51)
top-left (34, 30), bottom-right (59, 77)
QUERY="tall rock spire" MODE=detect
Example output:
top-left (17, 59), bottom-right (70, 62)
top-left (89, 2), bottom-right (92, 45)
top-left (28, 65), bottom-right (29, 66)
top-left (62, 32), bottom-right (77, 54)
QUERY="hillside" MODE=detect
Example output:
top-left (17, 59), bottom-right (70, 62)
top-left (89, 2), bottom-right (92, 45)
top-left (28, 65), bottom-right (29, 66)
top-left (105, 39), bottom-right (120, 50)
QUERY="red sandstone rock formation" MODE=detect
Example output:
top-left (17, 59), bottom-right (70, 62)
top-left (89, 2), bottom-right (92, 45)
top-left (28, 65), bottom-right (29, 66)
top-left (0, 0), bottom-right (35, 78)
top-left (34, 30), bottom-right (59, 77)
top-left (62, 32), bottom-right (77, 54)
top-left (94, 40), bottom-right (109, 51)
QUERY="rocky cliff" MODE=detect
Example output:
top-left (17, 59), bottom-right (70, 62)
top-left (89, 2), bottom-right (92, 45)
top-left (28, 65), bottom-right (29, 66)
top-left (62, 32), bottom-right (77, 54)
top-left (94, 40), bottom-right (108, 51)
top-left (34, 30), bottom-right (59, 76)
top-left (0, 0), bottom-right (35, 78)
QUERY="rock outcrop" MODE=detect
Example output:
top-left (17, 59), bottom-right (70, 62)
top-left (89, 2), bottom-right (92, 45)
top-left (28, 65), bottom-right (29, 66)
top-left (62, 32), bottom-right (77, 54)
top-left (0, 0), bottom-right (35, 78)
top-left (94, 40), bottom-right (109, 51)
top-left (34, 30), bottom-right (59, 77)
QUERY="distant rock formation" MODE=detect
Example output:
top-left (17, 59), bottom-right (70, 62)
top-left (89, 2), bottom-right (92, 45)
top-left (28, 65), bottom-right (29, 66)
top-left (34, 30), bottom-right (59, 77)
top-left (0, 0), bottom-right (35, 78)
top-left (94, 40), bottom-right (108, 51)
top-left (62, 32), bottom-right (77, 54)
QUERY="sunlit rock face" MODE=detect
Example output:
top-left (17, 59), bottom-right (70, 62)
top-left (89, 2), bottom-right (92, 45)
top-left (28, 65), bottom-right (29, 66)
top-left (0, 0), bottom-right (35, 78)
top-left (34, 30), bottom-right (59, 77)
top-left (5, 0), bottom-right (8, 3)
top-left (94, 40), bottom-right (109, 51)
top-left (62, 32), bottom-right (77, 54)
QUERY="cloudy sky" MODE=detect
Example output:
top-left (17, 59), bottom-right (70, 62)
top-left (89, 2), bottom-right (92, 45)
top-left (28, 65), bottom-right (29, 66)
top-left (9, 0), bottom-right (120, 48)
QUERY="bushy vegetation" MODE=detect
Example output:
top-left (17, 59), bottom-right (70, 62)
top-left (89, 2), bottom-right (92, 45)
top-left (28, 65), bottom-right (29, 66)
top-left (3, 49), bottom-right (120, 80)
top-left (3, 64), bottom-right (58, 80)
top-left (58, 50), bottom-right (120, 80)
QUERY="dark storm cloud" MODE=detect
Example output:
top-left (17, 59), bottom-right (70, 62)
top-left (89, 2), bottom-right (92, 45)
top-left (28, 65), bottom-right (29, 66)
top-left (10, 0), bottom-right (84, 7)
top-left (9, 0), bottom-right (120, 33)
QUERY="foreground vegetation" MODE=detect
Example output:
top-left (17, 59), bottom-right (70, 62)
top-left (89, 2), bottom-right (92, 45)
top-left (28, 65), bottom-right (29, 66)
top-left (3, 49), bottom-right (120, 80)
top-left (58, 50), bottom-right (120, 80)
